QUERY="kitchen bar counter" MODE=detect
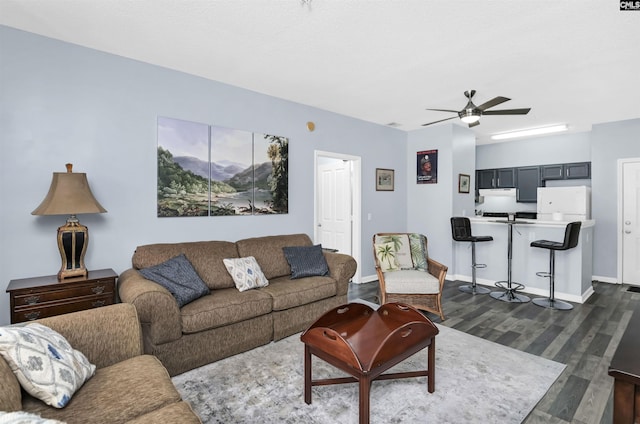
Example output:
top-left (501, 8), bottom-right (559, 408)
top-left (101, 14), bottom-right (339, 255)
top-left (452, 218), bottom-right (595, 303)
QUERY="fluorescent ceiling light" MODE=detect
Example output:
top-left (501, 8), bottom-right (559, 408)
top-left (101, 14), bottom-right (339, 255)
top-left (491, 124), bottom-right (568, 140)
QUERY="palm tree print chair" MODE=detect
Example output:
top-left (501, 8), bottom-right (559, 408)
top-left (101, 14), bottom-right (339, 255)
top-left (373, 233), bottom-right (448, 320)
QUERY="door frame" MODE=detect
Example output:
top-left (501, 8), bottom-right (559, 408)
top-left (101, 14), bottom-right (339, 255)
top-left (314, 150), bottom-right (361, 284)
top-left (617, 157), bottom-right (640, 285)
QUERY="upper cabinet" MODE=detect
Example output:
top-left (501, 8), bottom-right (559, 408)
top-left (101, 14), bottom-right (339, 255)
top-left (515, 166), bottom-right (541, 203)
top-left (541, 162), bottom-right (591, 180)
top-left (476, 162), bottom-right (591, 203)
top-left (476, 168), bottom-right (516, 189)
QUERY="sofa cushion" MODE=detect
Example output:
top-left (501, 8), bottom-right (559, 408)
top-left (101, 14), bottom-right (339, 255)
top-left (236, 234), bottom-right (313, 280)
top-left (180, 288), bottom-right (273, 334)
top-left (133, 241), bottom-right (239, 290)
top-left (259, 275), bottom-right (336, 311)
top-left (139, 254), bottom-right (210, 307)
top-left (222, 256), bottom-right (269, 292)
top-left (0, 323), bottom-right (96, 408)
top-left (0, 355), bottom-right (21, 412)
top-left (126, 401), bottom-right (201, 424)
top-left (282, 244), bottom-right (329, 279)
top-left (22, 355), bottom-right (181, 424)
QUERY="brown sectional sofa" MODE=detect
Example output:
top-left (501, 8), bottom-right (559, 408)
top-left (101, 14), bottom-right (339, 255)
top-left (0, 303), bottom-right (201, 423)
top-left (118, 233), bottom-right (358, 376)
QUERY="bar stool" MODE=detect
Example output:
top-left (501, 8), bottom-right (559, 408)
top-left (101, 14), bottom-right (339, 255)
top-left (530, 221), bottom-right (582, 310)
top-left (450, 217), bottom-right (493, 294)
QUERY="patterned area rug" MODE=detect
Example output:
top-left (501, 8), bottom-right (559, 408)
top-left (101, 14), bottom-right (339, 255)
top-left (172, 325), bottom-right (565, 423)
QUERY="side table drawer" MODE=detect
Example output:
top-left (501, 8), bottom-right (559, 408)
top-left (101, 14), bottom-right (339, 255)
top-left (12, 294), bottom-right (115, 323)
top-left (12, 280), bottom-right (115, 307)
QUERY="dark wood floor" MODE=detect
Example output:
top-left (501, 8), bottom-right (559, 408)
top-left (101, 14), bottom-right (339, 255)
top-left (348, 279), bottom-right (640, 424)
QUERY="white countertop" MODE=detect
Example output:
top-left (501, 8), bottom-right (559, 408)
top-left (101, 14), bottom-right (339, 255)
top-left (468, 216), bottom-right (595, 228)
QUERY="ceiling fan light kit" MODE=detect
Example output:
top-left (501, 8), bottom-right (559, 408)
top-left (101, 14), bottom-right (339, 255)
top-left (491, 124), bottom-right (569, 140)
top-left (423, 90), bottom-right (531, 128)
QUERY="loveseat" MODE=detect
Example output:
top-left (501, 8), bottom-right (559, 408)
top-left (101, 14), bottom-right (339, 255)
top-left (118, 233), bottom-right (357, 376)
top-left (0, 303), bottom-right (201, 423)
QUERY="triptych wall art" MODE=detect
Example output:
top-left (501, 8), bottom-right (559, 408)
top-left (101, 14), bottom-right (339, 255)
top-left (157, 116), bottom-right (289, 217)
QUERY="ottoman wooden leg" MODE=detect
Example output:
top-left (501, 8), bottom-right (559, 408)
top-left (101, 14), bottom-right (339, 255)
top-left (304, 345), bottom-right (312, 404)
top-left (359, 375), bottom-right (372, 424)
top-left (428, 337), bottom-right (435, 393)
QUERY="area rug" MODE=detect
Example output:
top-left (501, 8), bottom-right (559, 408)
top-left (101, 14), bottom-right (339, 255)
top-left (172, 325), bottom-right (565, 423)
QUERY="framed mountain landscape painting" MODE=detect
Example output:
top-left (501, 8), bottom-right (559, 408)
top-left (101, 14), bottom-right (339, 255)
top-left (157, 117), bottom-right (288, 217)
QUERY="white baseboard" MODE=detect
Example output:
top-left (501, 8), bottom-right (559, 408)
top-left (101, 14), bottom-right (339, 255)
top-left (359, 274), bottom-right (378, 284)
top-left (592, 275), bottom-right (618, 284)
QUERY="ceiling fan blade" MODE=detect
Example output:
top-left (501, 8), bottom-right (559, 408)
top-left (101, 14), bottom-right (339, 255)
top-left (426, 108), bottom-right (460, 113)
top-left (421, 116), bottom-right (458, 126)
top-left (476, 96), bottom-right (510, 111)
top-left (469, 121), bottom-right (481, 128)
top-left (482, 108), bottom-right (531, 115)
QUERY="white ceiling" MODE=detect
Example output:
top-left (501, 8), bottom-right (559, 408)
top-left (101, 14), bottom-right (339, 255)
top-left (1, 0), bottom-right (639, 144)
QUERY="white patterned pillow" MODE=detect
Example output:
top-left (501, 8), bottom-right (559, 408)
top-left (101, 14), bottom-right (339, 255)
top-left (0, 411), bottom-right (66, 423)
top-left (0, 323), bottom-right (96, 408)
top-left (375, 241), bottom-right (400, 272)
top-left (223, 256), bottom-right (269, 292)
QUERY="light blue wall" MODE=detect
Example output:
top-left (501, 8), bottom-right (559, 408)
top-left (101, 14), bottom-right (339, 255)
top-left (476, 131), bottom-right (591, 169)
top-left (591, 118), bottom-right (640, 279)
top-left (0, 26), bottom-right (406, 325)
top-left (406, 124), bottom-right (475, 270)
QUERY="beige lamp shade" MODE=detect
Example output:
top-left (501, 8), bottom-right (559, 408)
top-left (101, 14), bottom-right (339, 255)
top-left (32, 164), bottom-right (106, 216)
top-left (32, 164), bottom-right (106, 280)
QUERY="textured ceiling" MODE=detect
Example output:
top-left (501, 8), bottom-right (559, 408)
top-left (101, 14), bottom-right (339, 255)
top-left (1, 0), bottom-right (639, 144)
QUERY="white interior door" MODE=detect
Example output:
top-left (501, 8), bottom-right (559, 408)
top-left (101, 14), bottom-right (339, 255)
top-left (317, 160), bottom-right (352, 254)
top-left (622, 160), bottom-right (640, 286)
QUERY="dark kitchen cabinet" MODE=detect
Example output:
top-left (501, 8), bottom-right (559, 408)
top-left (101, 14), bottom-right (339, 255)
top-left (516, 166), bottom-right (541, 203)
top-left (476, 168), bottom-right (516, 190)
top-left (541, 162), bottom-right (591, 181)
top-left (477, 169), bottom-right (496, 189)
top-left (541, 164), bottom-right (564, 180)
top-left (496, 168), bottom-right (516, 188)
top-left (565, 162), bottom-right (590, 179)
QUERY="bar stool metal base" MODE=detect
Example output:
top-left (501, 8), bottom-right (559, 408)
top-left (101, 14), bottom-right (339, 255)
top-left (532, 297), bottom-right (573, 310)
top-left (490, 281), bottom-right (531, 303)
top-left (459, 284), bottom-right (491, 295)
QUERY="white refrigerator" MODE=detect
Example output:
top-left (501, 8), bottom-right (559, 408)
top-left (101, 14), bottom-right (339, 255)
top-left (537, 186), bottom-right (591, 221)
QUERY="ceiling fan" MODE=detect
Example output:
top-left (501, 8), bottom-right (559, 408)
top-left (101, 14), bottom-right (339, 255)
top-left (422, 90), bottom-right (531, 128)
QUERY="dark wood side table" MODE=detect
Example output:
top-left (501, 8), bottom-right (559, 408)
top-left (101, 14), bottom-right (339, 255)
top-left (608, 305), bottom-right (640, 424)
top-left (7, 268), bottom-right (117, 324)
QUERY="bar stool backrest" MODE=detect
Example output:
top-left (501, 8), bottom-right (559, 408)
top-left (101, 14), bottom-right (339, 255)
top-left (561, 221), bottom-right (582, 250)
top-left (450, 217), bottom-right (472, 241)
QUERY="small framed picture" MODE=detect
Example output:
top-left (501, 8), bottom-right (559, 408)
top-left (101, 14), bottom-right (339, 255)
top-left (376, 168), bottom-right (394, 191)
top-left (458, 174), bottom-right (471, 193)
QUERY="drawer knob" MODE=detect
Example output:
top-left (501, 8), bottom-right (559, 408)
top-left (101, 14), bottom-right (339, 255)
top-left (25, 295), bottom-right (40, 305)
top-left (91, 286), bottom-right (105, 295)
top-left (92, 300), bottom-right (106, 308)
top-left (24, 311), bottom-right (41, 321)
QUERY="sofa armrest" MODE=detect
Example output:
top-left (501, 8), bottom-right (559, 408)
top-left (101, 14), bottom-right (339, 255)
top-left (118, 268), bottom-right (182, 346)
top-left (34, 303), bottom-right (143, 369)
top-left (324, 252), bottom-right (357, 296)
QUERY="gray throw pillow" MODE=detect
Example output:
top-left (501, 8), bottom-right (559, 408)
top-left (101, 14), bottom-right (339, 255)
top-left (282, 244), bottom-right (329, 279)
top-left (139, 254), bottom-right (210, 307)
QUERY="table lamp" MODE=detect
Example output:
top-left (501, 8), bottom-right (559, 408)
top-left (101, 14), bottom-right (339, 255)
top-left (32, 164), bottom-right (107, 281)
